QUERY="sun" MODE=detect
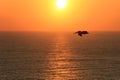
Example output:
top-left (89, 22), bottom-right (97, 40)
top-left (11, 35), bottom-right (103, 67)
top-left (56, 0), bottom-right (67, 9)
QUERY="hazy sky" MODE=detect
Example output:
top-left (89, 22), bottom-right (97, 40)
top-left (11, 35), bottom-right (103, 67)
top-left (0, 0), bottom-right (120, 31)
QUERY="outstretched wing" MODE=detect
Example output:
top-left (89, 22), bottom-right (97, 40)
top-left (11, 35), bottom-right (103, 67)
top-left (74, 31), bottom-right (78, 34)
top-left (81, 31), bottom-right (89, 34)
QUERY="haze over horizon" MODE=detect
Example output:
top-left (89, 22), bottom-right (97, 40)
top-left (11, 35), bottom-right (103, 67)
top-left (0, 0), bottom-right (120, 31)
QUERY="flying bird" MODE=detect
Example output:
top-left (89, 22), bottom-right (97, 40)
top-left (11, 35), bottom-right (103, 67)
top-left (74, 31), bottom-right (89, 37)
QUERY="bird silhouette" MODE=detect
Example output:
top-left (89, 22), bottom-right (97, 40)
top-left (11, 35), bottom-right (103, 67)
top-left (74, 31), bottom-right (89, 37)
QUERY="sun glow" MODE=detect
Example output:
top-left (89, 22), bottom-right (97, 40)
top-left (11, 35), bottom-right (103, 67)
top-left (56, 0), bottom-right (67, 9)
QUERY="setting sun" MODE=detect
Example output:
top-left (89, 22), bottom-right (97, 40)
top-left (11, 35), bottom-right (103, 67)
top-left (56, 0), bottom-right (67, 9)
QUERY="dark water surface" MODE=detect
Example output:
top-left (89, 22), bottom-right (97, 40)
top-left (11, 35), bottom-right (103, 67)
top-left (0, 31), bottom-right (120, 80)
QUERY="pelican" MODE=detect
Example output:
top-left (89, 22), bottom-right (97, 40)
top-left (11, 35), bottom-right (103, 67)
top-left (74, 31), bottom-right (89, 37)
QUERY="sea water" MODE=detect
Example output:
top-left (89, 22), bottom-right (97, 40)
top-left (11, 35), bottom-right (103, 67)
top-left (0, 31), bottom-right (120, 80)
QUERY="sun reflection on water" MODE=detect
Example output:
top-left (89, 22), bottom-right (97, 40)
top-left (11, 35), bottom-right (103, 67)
top-left (46, 35), bottom-right (78, 80)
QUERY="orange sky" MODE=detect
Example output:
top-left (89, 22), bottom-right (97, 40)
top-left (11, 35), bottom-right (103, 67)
top-left (0, 0), bottom-right (120, 31)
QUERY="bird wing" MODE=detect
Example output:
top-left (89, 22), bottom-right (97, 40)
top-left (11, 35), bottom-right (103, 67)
top-left (74, 32), bottom-right (78, 34)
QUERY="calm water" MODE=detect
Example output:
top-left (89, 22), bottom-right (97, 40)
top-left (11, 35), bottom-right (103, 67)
top-left (0, 31), bottom-right (120, 80)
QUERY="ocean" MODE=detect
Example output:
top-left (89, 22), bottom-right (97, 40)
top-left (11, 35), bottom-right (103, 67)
top-left (0, 31), bottom-right (120, 80)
